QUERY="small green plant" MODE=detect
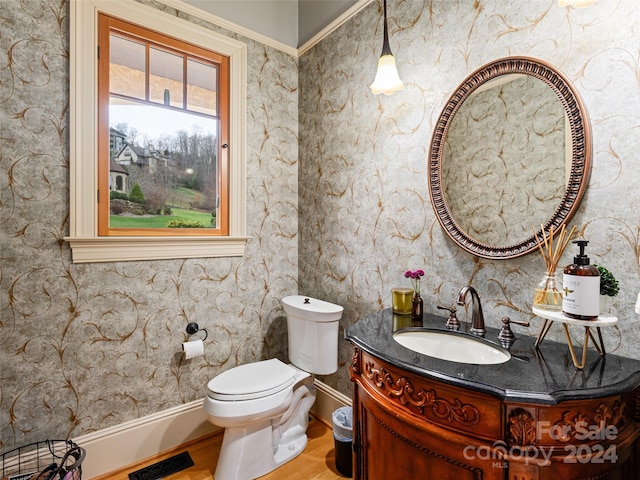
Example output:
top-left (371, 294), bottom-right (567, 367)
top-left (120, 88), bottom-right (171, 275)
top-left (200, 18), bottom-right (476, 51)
top-left (595, 265), bottom-right (619, 297)
top-left (166, 219), bottom-right (206, 228)
top-left (129, 183), bottom-right (145, 203)
top-left (110, 191), bottom-right (129, 201)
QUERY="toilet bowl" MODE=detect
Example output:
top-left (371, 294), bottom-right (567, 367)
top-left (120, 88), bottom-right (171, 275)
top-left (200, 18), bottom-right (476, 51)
top-left (203, 295), bottom-right (343, 480)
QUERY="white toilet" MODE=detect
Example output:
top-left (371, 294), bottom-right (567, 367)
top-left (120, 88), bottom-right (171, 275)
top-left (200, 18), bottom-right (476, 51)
top-left (203, 295), bottom-right (344, 480)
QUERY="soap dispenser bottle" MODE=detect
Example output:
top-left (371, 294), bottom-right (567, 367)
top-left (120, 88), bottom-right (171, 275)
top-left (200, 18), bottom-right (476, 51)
top-left (562, 240), bottom-right (600, 320)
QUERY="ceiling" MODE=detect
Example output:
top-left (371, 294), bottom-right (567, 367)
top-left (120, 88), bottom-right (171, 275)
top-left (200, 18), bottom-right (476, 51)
top-left (181, 0), bottom-right (360, 49)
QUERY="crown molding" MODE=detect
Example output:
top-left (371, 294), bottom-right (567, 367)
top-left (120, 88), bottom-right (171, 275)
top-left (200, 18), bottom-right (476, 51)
top-left (157, 0), bottom-right (298, 56)
top-left (298, 0), bottom-right (374, 56)
top-left (156, 0), bottom-right (374, 58)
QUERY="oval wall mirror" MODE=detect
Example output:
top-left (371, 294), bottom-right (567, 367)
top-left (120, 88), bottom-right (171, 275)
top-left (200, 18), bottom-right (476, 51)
top-left (428, 57), bottom-right (591, 259)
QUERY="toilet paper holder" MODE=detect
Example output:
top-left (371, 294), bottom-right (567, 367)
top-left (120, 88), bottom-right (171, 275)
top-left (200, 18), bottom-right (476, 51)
top-left (186, 322), bottom-right (208, 341)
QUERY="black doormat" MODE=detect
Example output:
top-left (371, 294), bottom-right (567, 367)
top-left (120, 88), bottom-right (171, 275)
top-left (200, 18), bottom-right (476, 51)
top-left (128, 451), bottom-right (194, 480)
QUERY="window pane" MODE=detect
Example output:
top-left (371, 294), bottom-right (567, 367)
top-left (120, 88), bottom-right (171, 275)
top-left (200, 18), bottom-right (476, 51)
top-left (109, 96), bottom-right (219, 229)
top-left (149, 47), bottom-right (184, 108)
top-left (110, 34), bottom-right (145, 100)
top-left (187, 59), bottom-right (217, 115)
top-left (97, 13), bottom-right (233, 239)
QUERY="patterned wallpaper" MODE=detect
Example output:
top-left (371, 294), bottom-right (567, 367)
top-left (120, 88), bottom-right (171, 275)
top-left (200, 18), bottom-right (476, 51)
top-left (299, 0), bottom-right (640, 396)
top-left (1, 0), bottom-right (299, 450)
top-left (2, 0), bottom-right (639, 455)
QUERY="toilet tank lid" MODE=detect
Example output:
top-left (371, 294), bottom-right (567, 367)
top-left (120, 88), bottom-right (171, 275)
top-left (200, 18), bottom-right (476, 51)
top-left (207, 359), bottom-right (296, 397)
top-left (282, 295), bottom-right (344, 322)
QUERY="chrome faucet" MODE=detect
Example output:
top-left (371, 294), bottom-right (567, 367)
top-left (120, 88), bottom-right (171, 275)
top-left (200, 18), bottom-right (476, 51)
top-left (457, 286), bottom-right (486, 337)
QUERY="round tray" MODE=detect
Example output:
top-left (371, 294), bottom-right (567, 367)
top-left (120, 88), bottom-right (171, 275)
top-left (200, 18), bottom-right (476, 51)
top-left (532, 306), bottom-right (617, 327)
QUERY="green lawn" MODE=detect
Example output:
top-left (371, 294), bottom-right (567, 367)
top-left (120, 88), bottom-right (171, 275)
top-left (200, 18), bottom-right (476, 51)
top-left (167, 187), bottom-right (199, 209)
top-left (110, 207), bottom-right (214, 228)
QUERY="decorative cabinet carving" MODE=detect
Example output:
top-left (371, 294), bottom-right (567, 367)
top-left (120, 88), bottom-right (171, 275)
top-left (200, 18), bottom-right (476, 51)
top-left (350, 347), bottom-right (640, 480)
top-left (506, 407), bottom-right (537, 447)
top-left (364, 359), bottom-right (481, 426)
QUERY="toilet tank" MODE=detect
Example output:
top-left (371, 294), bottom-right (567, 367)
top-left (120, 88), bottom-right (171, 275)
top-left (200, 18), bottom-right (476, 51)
top-left (282, 295), bottom-right (344, 375)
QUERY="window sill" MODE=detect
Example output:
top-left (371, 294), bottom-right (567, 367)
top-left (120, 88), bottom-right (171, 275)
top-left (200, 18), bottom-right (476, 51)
top-left (65, 235), bottom-right (250, 263)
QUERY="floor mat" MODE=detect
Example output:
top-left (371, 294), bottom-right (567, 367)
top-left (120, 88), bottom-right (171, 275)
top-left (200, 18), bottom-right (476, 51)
top-left (128, 451), bottom-right (194, 480)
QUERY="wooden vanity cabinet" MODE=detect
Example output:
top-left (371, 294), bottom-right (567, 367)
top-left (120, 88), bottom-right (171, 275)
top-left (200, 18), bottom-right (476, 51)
top-left (350, 347), bottom-right (640, 480)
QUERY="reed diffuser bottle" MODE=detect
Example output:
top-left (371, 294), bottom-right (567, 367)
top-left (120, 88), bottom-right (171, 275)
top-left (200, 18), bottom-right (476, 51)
top-left (534, 272), bottom-right (562, 311)
top-left (533, 224), bottom-right (576, 311)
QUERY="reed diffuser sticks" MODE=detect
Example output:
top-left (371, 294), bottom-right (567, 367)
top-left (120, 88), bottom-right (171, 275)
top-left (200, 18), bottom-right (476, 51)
top-left (533, 224), bottom-right (576, 274)
top-left (532, 224), bottom-right (576, 309)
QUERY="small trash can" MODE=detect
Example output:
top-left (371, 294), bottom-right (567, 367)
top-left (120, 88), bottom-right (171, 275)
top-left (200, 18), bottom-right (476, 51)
top-left (332, 406), bottom-right (353, 477)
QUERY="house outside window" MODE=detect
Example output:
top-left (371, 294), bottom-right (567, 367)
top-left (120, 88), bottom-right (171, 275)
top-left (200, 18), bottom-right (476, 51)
top-left (109, 158), bottom-right (129, 193)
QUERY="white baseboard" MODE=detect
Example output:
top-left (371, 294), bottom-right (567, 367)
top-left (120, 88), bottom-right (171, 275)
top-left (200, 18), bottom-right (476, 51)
top-left (74, 380), bottom-right (349, 479)
top-left (74, 400), bottom-right (217, 479)
top-left (311, 379), bottom-right (352, 426)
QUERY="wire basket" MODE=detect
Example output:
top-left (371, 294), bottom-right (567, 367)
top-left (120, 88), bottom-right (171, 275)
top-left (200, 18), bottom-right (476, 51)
top-left (1, 440), bottom-right (85, 480)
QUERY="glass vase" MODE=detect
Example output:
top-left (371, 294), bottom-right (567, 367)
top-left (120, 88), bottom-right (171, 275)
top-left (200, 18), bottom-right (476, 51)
top-left (411, 293), bottom-right (424, 321)
top-left (533, 272), bottom-right (562, 311)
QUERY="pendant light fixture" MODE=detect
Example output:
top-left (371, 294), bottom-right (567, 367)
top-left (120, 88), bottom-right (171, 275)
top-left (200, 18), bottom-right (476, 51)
top-left (369, 0), bottom-right (404, 95)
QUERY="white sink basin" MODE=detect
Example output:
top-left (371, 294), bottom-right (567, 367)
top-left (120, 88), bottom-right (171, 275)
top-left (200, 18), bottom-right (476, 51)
top-left (393, 330), bottom-right (511, 365)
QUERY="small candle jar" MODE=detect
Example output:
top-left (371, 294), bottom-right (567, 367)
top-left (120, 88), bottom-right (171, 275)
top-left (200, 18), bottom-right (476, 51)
top-left (392, 288), bottom-right (414, 315)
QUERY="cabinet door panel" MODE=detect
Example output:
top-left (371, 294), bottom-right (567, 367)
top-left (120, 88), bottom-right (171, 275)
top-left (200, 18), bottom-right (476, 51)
top-left (357, 385), bottom-right (505, 480)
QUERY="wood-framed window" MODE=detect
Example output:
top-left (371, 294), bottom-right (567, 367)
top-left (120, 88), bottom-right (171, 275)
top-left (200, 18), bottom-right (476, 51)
top-left (98, 14), bottom-right (229, 237)
top-left (67, 0), bottom-right (248, 263)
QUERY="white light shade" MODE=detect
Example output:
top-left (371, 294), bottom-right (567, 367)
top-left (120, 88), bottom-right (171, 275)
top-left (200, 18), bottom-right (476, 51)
top-left (370, 54), bottom-right (405, 95)
top-left (558, 0), bottom-right (598, 7)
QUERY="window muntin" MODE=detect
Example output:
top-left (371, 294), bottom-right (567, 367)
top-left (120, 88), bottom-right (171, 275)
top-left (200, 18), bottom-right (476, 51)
top-left (98, 14), bottom-right (229, 236)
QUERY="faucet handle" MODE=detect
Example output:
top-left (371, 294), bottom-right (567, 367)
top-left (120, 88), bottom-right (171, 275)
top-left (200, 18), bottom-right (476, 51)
top-left (498, 316), bottom-right (530, 342)
top-left (437, 305), bottom-right (460, 331)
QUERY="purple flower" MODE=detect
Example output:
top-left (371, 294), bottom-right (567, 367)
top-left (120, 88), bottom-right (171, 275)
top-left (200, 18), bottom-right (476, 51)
top-left (405, 269), bottom-right (424, 279)
top-left (404, 269), bottom-right (425, 294)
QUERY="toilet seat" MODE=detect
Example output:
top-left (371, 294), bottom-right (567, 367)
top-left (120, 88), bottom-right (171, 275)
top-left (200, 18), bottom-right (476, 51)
top-left (207, 359), bottom-right (296, 401)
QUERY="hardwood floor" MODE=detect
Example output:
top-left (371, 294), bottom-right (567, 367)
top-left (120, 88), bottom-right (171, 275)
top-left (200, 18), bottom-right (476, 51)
top-left (95, 416), bottom-right (348, 480)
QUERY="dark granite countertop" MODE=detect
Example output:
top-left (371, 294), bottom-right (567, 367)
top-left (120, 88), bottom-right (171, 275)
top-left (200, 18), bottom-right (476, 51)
top-left (346, 309), bottom-right (640, 405)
